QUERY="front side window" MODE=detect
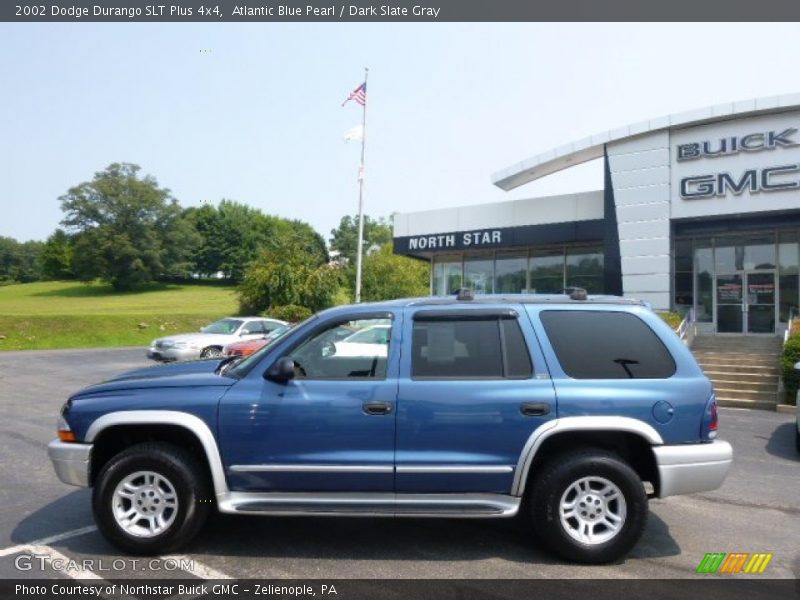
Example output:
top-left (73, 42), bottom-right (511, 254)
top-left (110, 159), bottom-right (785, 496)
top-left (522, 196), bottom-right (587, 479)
top-left (242, 321), bottom-right (266, 334)
top-left (411, 316), bottom-right (532, 379)
top-left (289, 318), bottom-right (392, 379)
top-left (540, 310), bottom-right (675, 379)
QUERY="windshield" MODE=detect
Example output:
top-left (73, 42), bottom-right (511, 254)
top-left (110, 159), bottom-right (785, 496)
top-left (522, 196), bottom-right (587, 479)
top-left (201, 318), bottom-right (243, 334)
top-left (227, 316), bottom-right (316, 378)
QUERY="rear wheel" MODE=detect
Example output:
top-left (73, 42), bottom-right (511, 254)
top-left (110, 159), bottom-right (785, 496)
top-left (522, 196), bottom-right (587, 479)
top-left (92, 443), bottom-right (211, 554)
top-left (529, 449), bottom-right (647, 564)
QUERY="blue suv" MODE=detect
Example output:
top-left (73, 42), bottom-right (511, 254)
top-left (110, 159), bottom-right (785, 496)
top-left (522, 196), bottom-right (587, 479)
top-left (48, 292), bottom-right (733, 563)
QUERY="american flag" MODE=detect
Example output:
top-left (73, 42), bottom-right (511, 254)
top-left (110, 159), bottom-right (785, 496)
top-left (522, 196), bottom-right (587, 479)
top-left (342, 82), bottom-right (367, 107)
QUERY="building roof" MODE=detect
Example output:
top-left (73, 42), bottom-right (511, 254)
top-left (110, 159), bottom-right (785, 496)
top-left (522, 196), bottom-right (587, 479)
top-left (491, 93), bottom-right (800, 192)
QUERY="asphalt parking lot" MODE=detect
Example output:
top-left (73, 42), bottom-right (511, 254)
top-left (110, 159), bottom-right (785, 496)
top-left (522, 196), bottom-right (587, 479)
top-left (0, 348), bottom-right (797, 581)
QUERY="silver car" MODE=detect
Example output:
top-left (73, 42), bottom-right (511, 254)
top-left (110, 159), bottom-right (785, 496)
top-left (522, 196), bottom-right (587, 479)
top-left (147, 317), bottom-right (287, 362)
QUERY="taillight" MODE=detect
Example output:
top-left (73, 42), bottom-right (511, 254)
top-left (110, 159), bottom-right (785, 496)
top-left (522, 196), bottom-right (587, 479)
top-left (708, 401), bottom-right (718, 437)
top-left (702, 395), bottom-right (719, 440)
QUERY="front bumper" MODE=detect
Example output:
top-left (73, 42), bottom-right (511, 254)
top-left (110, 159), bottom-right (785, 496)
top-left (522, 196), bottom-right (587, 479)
top-left (146, 346), bottom-right (200, 362)
top-left (653, 439), bottom-right (733, 498)
top-left (48, 439), bottom-right (92, 487)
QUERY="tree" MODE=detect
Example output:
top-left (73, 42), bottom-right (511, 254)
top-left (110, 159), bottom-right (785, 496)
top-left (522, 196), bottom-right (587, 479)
top-left (0, 236), bottom-right (44, 283)
top-left (358, 244), bottom-right (430, 301)
top-left (59, 163), bottom-right (199, 291)
top-left (40, 229), bottom-right (74, 280)
top-left (186, 201), bottom-right (328, 282)
top-left (237, 236), bottom-right (341, 315)
top-left (329, 214), bottom-right (392, 264)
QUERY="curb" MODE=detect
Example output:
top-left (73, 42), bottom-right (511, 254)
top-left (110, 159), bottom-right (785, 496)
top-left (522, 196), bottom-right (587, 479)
top-left (775, 404), bottom-right (796, 414)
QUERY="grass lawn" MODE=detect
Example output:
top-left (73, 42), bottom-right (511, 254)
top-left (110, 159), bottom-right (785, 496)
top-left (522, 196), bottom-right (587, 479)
top-left (0, 281), bottom-right (238, 351)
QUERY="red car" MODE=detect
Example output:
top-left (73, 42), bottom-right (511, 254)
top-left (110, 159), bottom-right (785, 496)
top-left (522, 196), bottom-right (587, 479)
top-left (222, 325), bottom-right (290, 357)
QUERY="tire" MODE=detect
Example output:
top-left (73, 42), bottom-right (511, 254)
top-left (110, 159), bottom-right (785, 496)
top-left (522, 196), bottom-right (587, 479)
top-left (529, 449), bottom-right (648, 564)
top-left (92, 442), bottom-right (211, 555)
top-left (201, 346), bottom-right (223, 359)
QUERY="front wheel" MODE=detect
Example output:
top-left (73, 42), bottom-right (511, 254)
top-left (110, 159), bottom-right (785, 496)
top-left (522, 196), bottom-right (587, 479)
top-left (529, 449), bottom-right (648, 564)
top-left (201, 346), bottom-right (223, 359)
top-left (92, 443), bottom-right (211, 554)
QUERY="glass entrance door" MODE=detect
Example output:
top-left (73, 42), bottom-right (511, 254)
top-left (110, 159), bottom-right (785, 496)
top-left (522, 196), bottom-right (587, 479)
top-left (715, 272), bottom-right (776, 334)
top-left (745, 272), bottom-right (776, 334)
top-left (716, 274), bottom-right (743, 333)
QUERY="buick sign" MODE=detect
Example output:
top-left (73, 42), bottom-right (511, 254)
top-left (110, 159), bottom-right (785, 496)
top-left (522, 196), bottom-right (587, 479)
top-left (676, 128), bottom-right (798, 161)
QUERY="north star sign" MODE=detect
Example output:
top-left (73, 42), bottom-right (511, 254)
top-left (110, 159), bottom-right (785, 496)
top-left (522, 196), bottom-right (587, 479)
top-left (407, 229), bottom-right (503, 251)
top-left (677, 127), bottom-right (800, 199)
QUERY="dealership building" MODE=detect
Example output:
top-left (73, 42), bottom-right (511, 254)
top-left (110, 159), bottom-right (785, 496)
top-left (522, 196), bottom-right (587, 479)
top-left (392, 94), bottom-right (800, 336)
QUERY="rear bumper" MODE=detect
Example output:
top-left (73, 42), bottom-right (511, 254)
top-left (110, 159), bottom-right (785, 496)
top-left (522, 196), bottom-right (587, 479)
top-left (653, 440), bottom-right (733, 498)
top-left (48, 439), bottom-right (92, 487)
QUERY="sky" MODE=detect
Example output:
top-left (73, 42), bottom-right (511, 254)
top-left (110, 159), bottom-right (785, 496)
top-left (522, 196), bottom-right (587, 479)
top-left (3, 22), bottom-right (800, 243)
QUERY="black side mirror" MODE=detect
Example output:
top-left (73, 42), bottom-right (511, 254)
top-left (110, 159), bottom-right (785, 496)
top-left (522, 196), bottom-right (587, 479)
top-left (264, 356), bottom-right (296, 383)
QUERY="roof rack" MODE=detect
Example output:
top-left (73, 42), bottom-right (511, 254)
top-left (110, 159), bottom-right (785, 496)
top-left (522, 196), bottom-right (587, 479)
top-left (455, 288), bottom-right (475, 301)
top-left (562, 287), bottom-right (587, 301)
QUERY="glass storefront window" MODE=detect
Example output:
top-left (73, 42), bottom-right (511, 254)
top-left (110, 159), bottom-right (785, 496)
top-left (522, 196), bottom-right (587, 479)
top-left (431, 260), bottom-right (445, 295)
top-left (432, 257), bottom-right (462, 295)
top-left (566, 246), bottom-right (604, 294)
top-left (743, 234), bottom-right (776, 270)
top-left (779, 231), bottom-right (799, 322)
top-left (530, 249), bottom-right (564, 294)
top-left (464, 255), bottom-right (494, 294)
top-left (714, 238), bottom-right (740, 273)
top-left (674, 273), bottom-right (693, 314)
top-left (695, 239), bottom-right (713, 322)
top-left (673, 238), bottom-right (693, 315)
top-left (674, 239), bottom-right (692, 272)
top-left (495, 253), bottom-right (528, 293)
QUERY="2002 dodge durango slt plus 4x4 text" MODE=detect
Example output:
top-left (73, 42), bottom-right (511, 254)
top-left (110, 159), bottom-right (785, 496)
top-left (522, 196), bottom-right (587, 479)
top-left (48, 291), bottom-right (733, 563)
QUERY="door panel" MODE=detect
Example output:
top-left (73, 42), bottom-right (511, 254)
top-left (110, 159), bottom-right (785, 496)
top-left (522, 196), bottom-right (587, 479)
top-left (218, 313), bottom-right (399, 492)
top-left (745, 272), bottom-right (776, 334)
top-left (716, 274), bottom-right (743, 333)
top-left (395, 307), bottom-right (556, 494)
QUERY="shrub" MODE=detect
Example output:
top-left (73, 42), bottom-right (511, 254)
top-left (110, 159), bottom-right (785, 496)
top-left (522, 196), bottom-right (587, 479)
top-left (656, 311), bottom-right (683, 330)
top-left (266, 304), bottom-right (312, 323)
top-left (781, 336), bottom-right (800, 405)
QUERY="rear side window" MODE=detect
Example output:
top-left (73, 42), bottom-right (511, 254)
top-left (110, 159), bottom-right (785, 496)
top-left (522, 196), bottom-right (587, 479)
top-left (412, 317), bottom-right (533, 379)
top-left (539, 310), bottom-right (675, 379)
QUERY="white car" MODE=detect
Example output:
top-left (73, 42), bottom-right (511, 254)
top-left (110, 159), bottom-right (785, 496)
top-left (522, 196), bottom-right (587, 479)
top-left (332, 324), bottom-right (391, 358)
top-left (147, 317), bottom-right (287, 362)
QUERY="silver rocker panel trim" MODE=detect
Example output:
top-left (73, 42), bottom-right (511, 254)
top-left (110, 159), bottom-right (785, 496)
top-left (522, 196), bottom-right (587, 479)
top-left (230, 464), bottom-right (394, 473)
top-left (395, 465), bottom-right (514, 474)
top-left (217, 491), bottom-right (520, 518)
top-left (231, 464), bottom-right (513, 474)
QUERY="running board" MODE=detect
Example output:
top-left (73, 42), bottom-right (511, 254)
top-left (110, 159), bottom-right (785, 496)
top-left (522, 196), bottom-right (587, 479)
top-left (217, 492), bottom-right (520, 518)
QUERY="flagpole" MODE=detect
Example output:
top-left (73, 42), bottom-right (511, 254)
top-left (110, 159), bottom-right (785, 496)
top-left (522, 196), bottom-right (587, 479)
top-left (354, 67), bottom-right (368, 303)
